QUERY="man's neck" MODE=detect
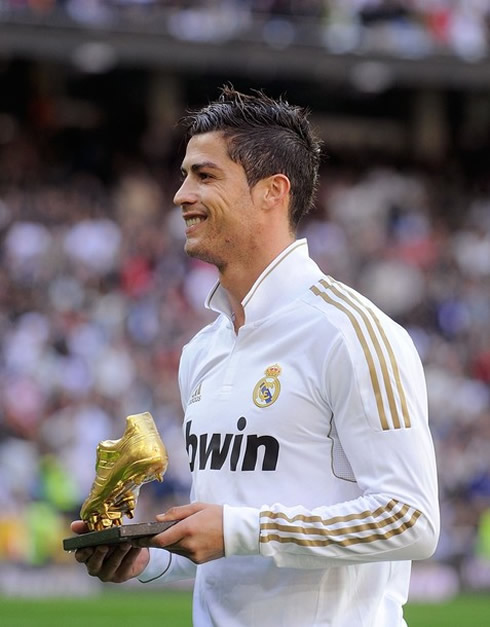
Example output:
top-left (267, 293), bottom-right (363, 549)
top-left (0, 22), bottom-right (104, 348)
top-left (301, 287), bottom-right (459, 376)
top-left (219, 237), bottom-right (295, 332)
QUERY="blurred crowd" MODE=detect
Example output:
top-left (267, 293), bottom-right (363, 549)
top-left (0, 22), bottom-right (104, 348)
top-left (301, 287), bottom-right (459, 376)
top-left (0, 101), bottom-right (217, 564)
top-left (1, 0), bottom-right (489, 61)
top-left (0, 85), bottom-right (489, 595)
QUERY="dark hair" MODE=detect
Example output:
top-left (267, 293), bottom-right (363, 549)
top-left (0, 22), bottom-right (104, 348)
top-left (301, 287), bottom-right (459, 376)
top-left (180, 86), bottom-right (322, 229)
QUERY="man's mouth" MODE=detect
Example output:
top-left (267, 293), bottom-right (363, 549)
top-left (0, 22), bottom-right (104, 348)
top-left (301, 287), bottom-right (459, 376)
top-left (185, 216), bottom-right (206, 227)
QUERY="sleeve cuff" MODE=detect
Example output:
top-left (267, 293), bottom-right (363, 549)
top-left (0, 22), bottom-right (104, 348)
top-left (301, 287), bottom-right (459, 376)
top-left (223, 505), bottom-right (260, 557)
top-left (138, 548), bottom-right (173, 584)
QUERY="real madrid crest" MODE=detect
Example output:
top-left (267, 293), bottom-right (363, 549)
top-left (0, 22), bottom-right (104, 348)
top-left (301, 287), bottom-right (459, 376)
top-left (253, 364), bottom-right (282, 408)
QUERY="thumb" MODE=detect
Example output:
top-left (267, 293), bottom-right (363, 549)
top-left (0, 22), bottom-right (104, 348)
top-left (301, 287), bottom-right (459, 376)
top-left (156, 502), bottom-right (206, 522)
top-left (71, 520), bottom-right (90, 535)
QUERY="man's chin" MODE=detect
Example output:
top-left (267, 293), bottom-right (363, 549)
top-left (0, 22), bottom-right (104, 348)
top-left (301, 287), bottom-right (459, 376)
top-left (184, 240), bottom-right (202, 259)
top-left (184, 242), bottom-right (223, 268)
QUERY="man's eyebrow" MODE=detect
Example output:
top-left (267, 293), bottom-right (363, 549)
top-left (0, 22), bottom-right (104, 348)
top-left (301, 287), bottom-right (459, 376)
top-left (181, 161), bottom-right (221, 174)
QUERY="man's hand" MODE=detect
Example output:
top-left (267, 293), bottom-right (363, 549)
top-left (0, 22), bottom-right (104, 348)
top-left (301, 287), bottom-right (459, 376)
top-left (71, 520), bottom-right (150, 583)
top-left (133, 503), bottom-right (224, 565)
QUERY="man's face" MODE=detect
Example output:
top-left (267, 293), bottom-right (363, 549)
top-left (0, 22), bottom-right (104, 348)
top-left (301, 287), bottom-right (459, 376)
top-left (174, 131), bottom-right (262, 270)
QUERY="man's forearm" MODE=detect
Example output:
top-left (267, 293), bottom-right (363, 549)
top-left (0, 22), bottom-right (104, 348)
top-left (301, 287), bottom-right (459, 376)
top-left (224, 494), bottom-right (438, 569)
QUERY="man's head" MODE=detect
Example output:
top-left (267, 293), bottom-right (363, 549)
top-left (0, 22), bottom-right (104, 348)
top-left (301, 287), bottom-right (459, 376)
top-left (179, 85), bottom-right (322, 230)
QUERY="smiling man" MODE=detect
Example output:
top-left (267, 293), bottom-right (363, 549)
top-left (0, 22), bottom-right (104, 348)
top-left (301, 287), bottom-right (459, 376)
top-left (72, 86), bottom-right (440, 627)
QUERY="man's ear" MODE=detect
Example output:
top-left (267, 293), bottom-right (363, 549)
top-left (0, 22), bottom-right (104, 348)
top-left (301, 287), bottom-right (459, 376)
top-left (262, 174), bottom-right (291, 210)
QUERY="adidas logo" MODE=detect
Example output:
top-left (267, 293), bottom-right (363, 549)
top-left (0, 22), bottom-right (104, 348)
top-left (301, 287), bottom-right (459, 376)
top-left (189, 382), bottom-right (202, 405)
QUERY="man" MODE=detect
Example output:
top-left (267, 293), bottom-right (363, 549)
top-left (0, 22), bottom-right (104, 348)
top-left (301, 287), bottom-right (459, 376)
top-left (73, 87), bottom-right (440, 626)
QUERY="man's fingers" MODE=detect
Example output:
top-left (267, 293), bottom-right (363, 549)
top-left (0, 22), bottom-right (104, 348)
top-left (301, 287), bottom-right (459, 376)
top-left (86, 544), bottom-right (131, 580)
top-left (136, 504), bottom-right (224, 564)
top-left (71, 520), bottom-right (89, 534)
top-left (74, 547), bottom-right (96, 563)
top-left (131, 503), bottom-right (206, 547)
top-left (133, 520), bottom-right (186, 549)
top-left (156, 502), bottom-right (206, 522)
top-left (112, 547), bottom-right (146, 583)
top-left (75, 542), bottom-right (148, 583)
top-left (83, 545), bottom-right (110, 575)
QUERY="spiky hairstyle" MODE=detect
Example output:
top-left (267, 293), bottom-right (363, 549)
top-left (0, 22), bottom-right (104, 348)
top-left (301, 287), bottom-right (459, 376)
top-left (179, 86), bottom-right (322, 229)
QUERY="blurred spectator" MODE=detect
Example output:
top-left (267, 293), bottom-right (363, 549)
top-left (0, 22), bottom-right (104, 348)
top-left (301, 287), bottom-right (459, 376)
top-left (1, 0), bottom-right (489, 60)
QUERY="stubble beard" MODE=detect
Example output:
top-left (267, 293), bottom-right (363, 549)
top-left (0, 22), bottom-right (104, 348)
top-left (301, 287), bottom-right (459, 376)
top-left (184, 239), bottom-right (227, 273)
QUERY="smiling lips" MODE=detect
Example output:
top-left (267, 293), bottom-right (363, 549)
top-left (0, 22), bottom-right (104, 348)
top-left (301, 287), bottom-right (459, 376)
top-left (184, 215), bottom-right (206, 229)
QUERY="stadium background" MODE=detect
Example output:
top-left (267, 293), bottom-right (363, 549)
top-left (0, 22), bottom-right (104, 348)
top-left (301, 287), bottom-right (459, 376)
top-left (0, 1), bottom-right (489, 624)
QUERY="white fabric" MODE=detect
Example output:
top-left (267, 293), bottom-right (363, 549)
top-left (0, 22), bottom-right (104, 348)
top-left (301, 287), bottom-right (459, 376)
top-left (138, 549), bottom-right (196, 584)
top-left (139, 239), bottom-right (439, 626)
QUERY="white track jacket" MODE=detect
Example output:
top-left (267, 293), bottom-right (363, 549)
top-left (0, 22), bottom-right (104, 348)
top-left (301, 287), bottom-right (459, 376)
top-left (139, 239), bottom-right (440, 627)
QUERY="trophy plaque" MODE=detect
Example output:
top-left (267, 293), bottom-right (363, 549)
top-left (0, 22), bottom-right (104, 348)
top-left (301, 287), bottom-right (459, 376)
top-left (63, 411), bottom-right (175, 551)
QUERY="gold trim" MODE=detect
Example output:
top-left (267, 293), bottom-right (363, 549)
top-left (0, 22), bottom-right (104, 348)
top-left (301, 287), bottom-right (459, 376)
top-left (339, 284), bottom-right (411, 428)
top-left (260, 510), bottom-right (421, 547)
top-left (261, 503), bottom-right (411, 537)
top-left (253, 376), bottom-right (281, 408)
top-left (320, 278), bottom-right (401, 429)
top-left (310, 284), bottom-right (389, 430)
top-left (262, 499), bottom-right (398, 526)
top-left (242, 240), bottom-right (307, 308)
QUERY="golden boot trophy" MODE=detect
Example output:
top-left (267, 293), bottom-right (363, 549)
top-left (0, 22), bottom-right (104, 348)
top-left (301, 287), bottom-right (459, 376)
top-left (63, 412), bottom-right (175, 550)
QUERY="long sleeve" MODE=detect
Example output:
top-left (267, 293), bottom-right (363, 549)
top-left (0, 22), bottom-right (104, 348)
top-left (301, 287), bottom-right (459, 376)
top-left (224, 291), bottom-right (440, 569)
top-left (138, 548), bottom-right (197, 584)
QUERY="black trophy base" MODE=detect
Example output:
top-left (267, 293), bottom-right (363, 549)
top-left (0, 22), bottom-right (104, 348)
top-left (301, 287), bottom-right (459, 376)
top-left (63, 521), bottom-right (177, 551)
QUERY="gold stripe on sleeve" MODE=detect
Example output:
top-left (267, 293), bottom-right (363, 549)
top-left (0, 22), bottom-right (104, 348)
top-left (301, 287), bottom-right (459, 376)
top-left (261, 503), bottom-right (411, 537)
top-left (319, 278), bottom-right (401, 430)
top-left (334, 281), bottom-right (411, 428)
top-left (310, 284), bottom-right (389, 430)
top-left (260, 510), bottom-right (422, 548)
top-left (261, 499), bottom-right (398, 526)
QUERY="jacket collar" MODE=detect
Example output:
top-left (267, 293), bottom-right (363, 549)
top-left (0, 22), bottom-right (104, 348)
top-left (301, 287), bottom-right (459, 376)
top-left (205, 239), bottom-right (321, 325)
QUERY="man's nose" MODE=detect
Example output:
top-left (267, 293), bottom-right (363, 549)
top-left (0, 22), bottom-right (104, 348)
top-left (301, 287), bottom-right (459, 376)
top-left (173, 177), bottom-right (197, 207)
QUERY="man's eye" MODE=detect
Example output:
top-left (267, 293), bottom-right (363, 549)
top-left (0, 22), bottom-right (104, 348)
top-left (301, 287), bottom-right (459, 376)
top-left (198, 172), bottom-right (212, 181)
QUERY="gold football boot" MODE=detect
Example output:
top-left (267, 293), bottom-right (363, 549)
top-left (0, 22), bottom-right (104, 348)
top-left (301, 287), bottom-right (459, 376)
top-left (80, 412), bottom-right (168, 531)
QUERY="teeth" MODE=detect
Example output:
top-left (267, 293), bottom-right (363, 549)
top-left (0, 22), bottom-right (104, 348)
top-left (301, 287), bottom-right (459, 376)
top-left (185, 217), bottom-right (205, 227)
